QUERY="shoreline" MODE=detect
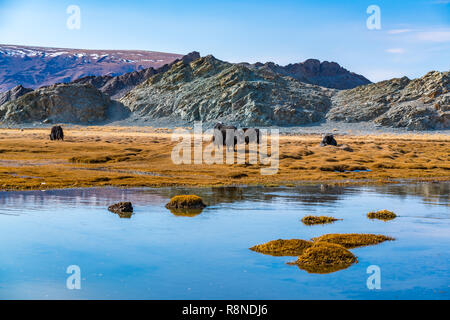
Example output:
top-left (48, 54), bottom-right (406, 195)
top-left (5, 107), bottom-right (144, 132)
top-left (0, 127), bottom-right (448, 191)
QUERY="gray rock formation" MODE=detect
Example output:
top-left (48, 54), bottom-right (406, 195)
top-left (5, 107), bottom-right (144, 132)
top-left (0, 85), bottom-right (33, 106)
top-left (241, 59), bottom-right (371, 90)
top-left (74, 52), bottom-right (201, 99)
top-left (327, 71), bottom-right (449, 130)
top-left (121, 55), bottom-right (336, 126)
top-left (0, 83), bottom-right (130, 124)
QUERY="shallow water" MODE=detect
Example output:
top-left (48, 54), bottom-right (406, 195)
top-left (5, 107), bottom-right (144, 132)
top-left (0, 183), bottom-right (448, 300)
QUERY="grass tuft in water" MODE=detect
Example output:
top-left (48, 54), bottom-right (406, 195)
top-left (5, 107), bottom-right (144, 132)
top-left (302, 215), bottom-right (340, 225)
top-left (166, 195), bottom-right (206, 209)
top-left (312, 233), bottom-right (395, 249)
top-left (250, 239), bottom-right (313, 256)
top-left (367, 210), bottom-right (397, 221)
top-left (291, 242), bottom-right (357, 274)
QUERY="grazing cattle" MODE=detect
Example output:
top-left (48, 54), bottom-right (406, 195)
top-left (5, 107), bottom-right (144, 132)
top-left (242, 128), bottom-right (261, 145)
top-left (213, 123), bottom-right (237, 151)
top-left (320, 134), bottom-right (337, 147)
top-left (212, 123), bottom-right (261, 150)
top-left (50, 126), bottom-right (64, 141)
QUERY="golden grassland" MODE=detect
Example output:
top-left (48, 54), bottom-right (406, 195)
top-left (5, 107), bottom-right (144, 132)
top-left (0, 126), bottom-right (448, 191)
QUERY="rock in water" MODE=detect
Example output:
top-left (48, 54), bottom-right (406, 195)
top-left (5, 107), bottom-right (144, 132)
top-left (108, 202), bottom-right (134, 214)
top-left (121, 55), bottom-right (336, 126)
top-left (0, 83), bottom-right (130, 124)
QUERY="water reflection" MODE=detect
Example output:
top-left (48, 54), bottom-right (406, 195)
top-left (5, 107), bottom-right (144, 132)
top-left (0, 183), bottom-right (448, 214)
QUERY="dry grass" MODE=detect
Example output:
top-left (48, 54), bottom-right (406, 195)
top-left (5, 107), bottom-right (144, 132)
top-left (302, 215), bottom-right (340, 225)
top-left (166, 195), bottom-right (206, 209)
top-left (367, 210), bottom-right (397, 221)
top-left (0, 127), bottom-right (448, 190)
top-left (292, 242), bottom-right (357, 274)
top-left (312, 233), bottom-right (395, 249)
top-left (250, 239), bottom-right (313, 256)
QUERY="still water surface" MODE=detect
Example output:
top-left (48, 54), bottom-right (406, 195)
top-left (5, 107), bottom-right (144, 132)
top-left (0, 183), bottom-right (448, 299)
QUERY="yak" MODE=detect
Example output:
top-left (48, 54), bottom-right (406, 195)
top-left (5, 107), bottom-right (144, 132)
top-left (50, 126), bottom-right (64, 141)
top-left (320, 134), bottom-right (337, 147)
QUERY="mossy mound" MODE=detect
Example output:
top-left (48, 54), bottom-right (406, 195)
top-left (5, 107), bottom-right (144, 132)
top-left (250, 239), bottom-right (313, 257)
top-left (165, 195), bottom-right (206, 210)
top-left (293, 242), bottom-right (357, 274)
top-left (312, 233), bottom-right (395, 249)
top-left (302, 215), bottom-right (339, 225)
top-left (367, 210), bottom-right (397, 221)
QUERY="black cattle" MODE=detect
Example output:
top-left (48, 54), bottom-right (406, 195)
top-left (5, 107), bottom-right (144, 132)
top-left (320, 134), bottom-right (337, 147)
top-left (212, 123), bottom-right (261, 150)
top-left (212, 123), bottom-right (237, 150)
top-left (50, 126), bottom-right (64, 141)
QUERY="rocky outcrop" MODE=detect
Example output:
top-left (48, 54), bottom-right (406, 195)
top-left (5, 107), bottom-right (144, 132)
top-left (0, 44), bottom-right (183, 92)
top-left (327, 71), bottom-right (449, 130)
top-left (73, 52), bottom-right (200, 99)
top-left (242, 59), bottom-right (371, 90)
top-left (121, 55), bottom-right (336, 126)
top-left (0, 83), bottom-right (130, 124)
top-left (0, 85), bottom-right (33, 106)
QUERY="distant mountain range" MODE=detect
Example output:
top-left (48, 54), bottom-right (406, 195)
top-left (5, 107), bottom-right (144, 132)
top-left (0, 44), bottom-right (183, 92)
top-left (0, 45), bottom-right (447, 130)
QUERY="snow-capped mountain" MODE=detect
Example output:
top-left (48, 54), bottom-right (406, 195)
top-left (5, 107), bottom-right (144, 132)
top-left (0, 44), bottom-right (183, 91)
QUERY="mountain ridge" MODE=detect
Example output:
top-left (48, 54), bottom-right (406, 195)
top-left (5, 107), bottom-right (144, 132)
top-left (0, 44), bottom-right (183, 92)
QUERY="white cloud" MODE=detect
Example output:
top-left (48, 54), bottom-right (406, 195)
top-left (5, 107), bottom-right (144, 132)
top-left (416, 31), bottom-right (450, 42)
top-left (386, 48), bottom-right (405, 54)
top-left (387, 29), bottom-right (413, 34)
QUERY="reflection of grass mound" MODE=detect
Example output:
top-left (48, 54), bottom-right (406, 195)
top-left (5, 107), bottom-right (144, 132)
top-left (250, 239), bottom-right (313, 256)
top-left (313, 233), bottom-right (395, 249)
top-left (168, 208), bottom-right (204, 217)
top-left (166, 195), bottom-right (206, 217)
top-left (166, 195), bottom-right (206, 209)
top-left (368, 210), bottom-right (397, 221)
top-left (293, 243), bottom-right (357, 274)
top-left (302, 215), bottom-right (339, 225)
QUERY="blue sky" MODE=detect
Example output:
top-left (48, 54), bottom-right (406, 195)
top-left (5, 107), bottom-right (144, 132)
top-left (0, 0), bottom-right (449, 82)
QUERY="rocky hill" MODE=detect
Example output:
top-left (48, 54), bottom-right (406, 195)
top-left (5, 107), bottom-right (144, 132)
top-left (327, 71), bottom-right (449, 130)
top-left (73, 52), bottom-right (200, 99)
top-left (0, 85), bottom-right (33, 106)
top-left (120, 55), bottom-right (336, 126)
top-left (0, 83), bottom-right (129, 124)
top-left (0, 44), bottom-right (183, 92)
top-left (241, 59), bottom-right (371, 90)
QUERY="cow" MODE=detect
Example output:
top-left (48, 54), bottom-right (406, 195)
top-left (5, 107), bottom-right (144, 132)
top-left (50, 126), bottom-right (64, 141)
